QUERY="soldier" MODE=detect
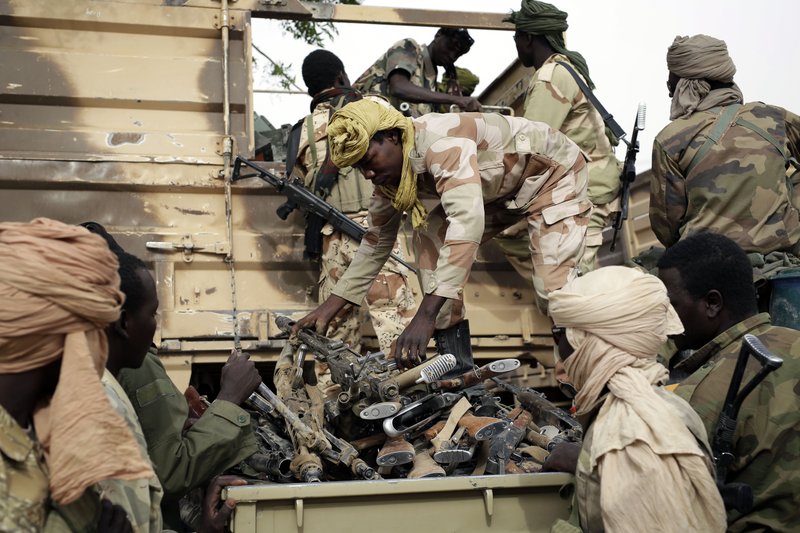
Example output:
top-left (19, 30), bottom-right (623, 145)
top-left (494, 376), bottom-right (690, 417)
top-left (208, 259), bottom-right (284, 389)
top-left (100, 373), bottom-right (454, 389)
top-left (79, 222), bottom-right (262, 531)
top-left (353, 28), bottom-right (481, 117)
top-left (651, 35), bottom-right (800, 259)
top-left (0, 219), bottom-right (150, 532)
top-left (506, 0), bottom-right (621, 273)
top-left (293, 99), bottom-right (591, 371)
top-left (292, 50), bottom-right (416, 356)
top-left (658, 232), bottom-right (800, 532)
top-left (547, 266), bottom-right (725, 532)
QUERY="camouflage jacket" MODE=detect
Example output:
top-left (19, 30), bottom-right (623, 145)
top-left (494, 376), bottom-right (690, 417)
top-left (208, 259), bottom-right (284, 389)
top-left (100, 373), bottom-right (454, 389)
top-left (650, 102), bottom-right (800, 253)
top-left (293, 94), bottom-right (373, 215)
top-left (117, 349), bottom-right (258, 530)
top-left (353, 38), bottom-right (438, 117)
top-left (523, 54), bottom-right (620, 206)
top-left (0, 404), bottom-right (49, 532)
top-left (673, 313), bottom-right (800, 532)
top-left (331, 112), bottom-right (588, 306)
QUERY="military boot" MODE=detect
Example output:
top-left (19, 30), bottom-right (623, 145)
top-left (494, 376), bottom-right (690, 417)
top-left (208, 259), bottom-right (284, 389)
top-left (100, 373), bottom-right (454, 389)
top-left (433, 319), bottom-right (474, 379)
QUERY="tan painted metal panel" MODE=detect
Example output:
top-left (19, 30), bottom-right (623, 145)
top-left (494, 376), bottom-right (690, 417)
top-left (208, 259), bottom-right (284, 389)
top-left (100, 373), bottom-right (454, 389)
top-left (0, 2), bottom-right (251, 163)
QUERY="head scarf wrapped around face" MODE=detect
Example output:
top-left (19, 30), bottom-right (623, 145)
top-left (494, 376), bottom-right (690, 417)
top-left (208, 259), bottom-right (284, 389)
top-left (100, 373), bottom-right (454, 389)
top-left (548, 266), bottom-right (726, 532)
top-left (506, 0), bottom-right (595, 89)
top-left (667, 34), bottom-right (743, 119)
top-left (0, 218), bottom-right (153, 504)
top-left (328, 98), bottom-right (428, 228)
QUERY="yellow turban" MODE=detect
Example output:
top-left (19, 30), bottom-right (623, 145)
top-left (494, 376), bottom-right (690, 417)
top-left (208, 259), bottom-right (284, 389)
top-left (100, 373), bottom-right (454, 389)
top-left (0, 218), bottom-right (153, 504)
top-left (328, 99), bottom-right (427, 228)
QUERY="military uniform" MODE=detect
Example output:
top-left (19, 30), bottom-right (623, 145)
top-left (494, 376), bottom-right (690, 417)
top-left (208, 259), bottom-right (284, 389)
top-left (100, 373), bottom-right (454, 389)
top-left (353, 38), bottom-right (438, 117)
top-left (332, 112), bottom-right (590, 326)
top-left (0, 405), bottom-right (48, 533)
top-left (295, 95), bottom-right (415, 353)
top-left (117, 350), bottom-right (257, 530)
top-left (674, 313), bottom-right (800, 532)
top-left (651, 102), bottom-right (800, 253)
top-left (521, 54), bottom-right (620, 272)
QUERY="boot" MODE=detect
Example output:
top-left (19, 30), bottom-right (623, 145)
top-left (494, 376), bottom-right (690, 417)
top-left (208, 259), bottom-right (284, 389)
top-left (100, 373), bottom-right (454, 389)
top-left (433, 320), bottom-right (474, 379)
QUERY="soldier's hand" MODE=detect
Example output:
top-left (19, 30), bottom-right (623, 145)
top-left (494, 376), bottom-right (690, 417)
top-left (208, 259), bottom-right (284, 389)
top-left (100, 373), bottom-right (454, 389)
top-left (97, 499), bottom-right (133, 533)
top-left (393, 314), bottom-right (436, 371)
top-left (541, 441), bottom-right (581, 474)
top-left (458, 96), bottom-right (482, 112)
top-left (198, 475), bottom-right (248, 533)
top-left (292, 295), bottom-right (349, 336)
top-left (217, 350), bottom-right (262, 405)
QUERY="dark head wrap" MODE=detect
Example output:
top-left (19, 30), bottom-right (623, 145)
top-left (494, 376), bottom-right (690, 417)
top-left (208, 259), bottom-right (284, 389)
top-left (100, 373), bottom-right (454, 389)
top-left (506, 0), bottom-right (595, 89)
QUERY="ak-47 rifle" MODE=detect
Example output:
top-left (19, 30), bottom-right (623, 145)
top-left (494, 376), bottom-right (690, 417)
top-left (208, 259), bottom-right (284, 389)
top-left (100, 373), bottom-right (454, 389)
top-left (713, 334), bottom-right (783, 513)
top-left (610, 104), bottom-right (646, 251)
top-left (231, 155), bottom-right (416, 273)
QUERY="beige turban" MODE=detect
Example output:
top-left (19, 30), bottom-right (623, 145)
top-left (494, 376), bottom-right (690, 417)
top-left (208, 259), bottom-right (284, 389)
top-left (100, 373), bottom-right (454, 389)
top-left (328, 99), bottom-right (427, 228)
top-left (667, 34), bottom-right (743, 119)
top-left (549, 266), bottom-right (726, 532)
top-left (0, 218), bottom-right (153, 504)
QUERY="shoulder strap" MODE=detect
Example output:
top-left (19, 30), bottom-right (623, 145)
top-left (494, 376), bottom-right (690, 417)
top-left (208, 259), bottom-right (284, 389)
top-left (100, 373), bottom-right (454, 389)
top-left (736, 116), bottom-right (799, 169)
top-left (284, 117), bottom-right (305, 177)
top-left (555, 60), bottom-right (626, 140)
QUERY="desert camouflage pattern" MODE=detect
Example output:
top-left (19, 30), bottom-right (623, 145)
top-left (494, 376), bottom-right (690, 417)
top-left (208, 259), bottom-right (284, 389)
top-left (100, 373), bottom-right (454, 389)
top-left (295, 101), bottom-right (416, 352)
top-left (522, 54), bottom-right (621, 272)
top-left (332, 112), bottom-right (591, 325)
top-left (574, 388), bottom-right (716, 533)
top-left (0, 404), bottom-right (49, 532)
top-left (673, 313), bottom-right (800, 532)
top-left (319, 217), bottom-right (416, 353)
top-left (294, 102), bottom-right (373, 214)
top-left (650, 102), bottom-right (800, 253)
top-left (353, 38), bottom-right (438, 117)
top-left (99, 370), bottom-right (163, 533)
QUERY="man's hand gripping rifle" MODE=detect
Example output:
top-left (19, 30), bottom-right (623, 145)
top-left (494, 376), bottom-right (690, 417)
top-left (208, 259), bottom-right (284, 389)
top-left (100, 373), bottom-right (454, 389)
top-left (610, 104), bottom-right (646, 251)
top-left (232, 156), bottom-right (416, 273)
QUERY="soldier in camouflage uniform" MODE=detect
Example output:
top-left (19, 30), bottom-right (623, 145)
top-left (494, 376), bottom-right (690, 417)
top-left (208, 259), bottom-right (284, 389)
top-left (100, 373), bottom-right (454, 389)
top-left (353, 28), bottom-right (481, 118)
top-left (506, 0), bottom-right (621, 273)
top-left (658, 233), bottom-right (800, 532)
top-left (294, 99), bottom-right (590, 370)
top-left (293, 50), bottom-right (416, 355)
top-left (651, 35), bottom-right (800, 256)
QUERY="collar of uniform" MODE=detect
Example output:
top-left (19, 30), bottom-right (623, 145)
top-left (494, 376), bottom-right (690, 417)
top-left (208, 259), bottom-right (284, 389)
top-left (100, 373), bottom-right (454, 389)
top-left (420, 44), bottom-right (437, 87)
top-left (674, 313), bottom-right (771, 375)
top-left (0, 403), bottom-right (35, 462)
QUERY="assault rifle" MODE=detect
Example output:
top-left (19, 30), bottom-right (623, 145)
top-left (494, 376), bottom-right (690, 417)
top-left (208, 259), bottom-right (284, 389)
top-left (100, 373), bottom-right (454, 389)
top-left (610, 104), bottom-right (646, 251)
top-left (231, 156), bottom-right (416, 273)
top-left (713, 334), bottom-right (783, 513)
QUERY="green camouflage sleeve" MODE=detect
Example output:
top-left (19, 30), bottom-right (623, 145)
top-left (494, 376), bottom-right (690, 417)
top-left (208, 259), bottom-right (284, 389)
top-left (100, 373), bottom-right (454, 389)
top-left (522, 65), bottom-right (577, 132)
top-left (385, 38), bottom-right (421, 81)
top-left (785, 109), bottom-right (800, 162)
top-left (331, 190), bottom-right (402, 304)
top-left (117, 352), bottom-right (257, 501)
top-left (649, 138), bottom-right (686, 247)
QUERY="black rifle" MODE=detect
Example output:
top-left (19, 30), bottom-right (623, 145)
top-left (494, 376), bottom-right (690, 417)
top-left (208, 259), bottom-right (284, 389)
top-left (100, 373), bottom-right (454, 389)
top-left (712, 334), bottom-right (783, 513)
top-left (610, 105), bottom-right (646, 251)
top-left (232, 156), bottom-right (416, 273)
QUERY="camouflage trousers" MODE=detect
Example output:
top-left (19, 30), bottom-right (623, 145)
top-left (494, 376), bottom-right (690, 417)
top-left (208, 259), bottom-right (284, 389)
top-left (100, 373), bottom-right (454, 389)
top-left (495, 197), bottom-right (617, 278)
top-left (416, 156), bottom-right (591, 329)
top-left (318, 218), bottom-right (416, 354)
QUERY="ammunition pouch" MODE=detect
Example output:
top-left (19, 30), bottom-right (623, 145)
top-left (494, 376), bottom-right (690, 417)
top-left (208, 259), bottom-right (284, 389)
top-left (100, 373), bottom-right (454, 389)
top-left (433, 320), bottom-right (474, 379)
